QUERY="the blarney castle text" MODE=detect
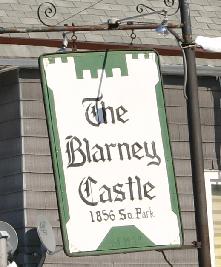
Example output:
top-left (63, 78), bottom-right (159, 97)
top-left (65, 95), bottom-right (161, 219)
top-left (65, 95), bottom-right (161, 167)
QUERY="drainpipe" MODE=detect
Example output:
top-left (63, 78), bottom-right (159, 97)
top-left (179, 1), bottom-right (211, 266)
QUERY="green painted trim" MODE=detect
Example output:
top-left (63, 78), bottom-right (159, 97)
top-left (97, 226), bottom-right (155, 251)
top-left (38, 56), bottom-right (71, 254)
top-left (64, 244), bottom-right (182, 258)
top-left (154, 53), bottom-right (183, 244)
top-left (41, 50), bottom-right (150, 79)
top-left (74, 51), bottom-right (128, 78)
top-left (47, 89), bottom-right (70, 221)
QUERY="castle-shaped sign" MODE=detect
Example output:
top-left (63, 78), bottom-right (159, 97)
top-left (39, 50), bottom-right (183, 256)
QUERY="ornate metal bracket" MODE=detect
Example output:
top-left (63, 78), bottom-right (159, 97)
top-left (37, 2), bottom-right (57, 27)
top-left (37, 0), bottom-right (180, 27)
top-left (136, 0), bottom-right (180, 17)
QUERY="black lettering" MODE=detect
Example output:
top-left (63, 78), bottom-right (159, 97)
top-left (118, 143), bottom-right (131, 160)
top-left (135, 176), bottom-right (143, 200)
top-left (135, 208), bottom-right (142, 219)
top-left (149, 207), bottom-right (155, 218)
top-left (100, 185), bottom-right (112, 203)
top-left (85, 104), bottom-right (100, 126)
top-left (119, 209), bottom-right (126, 220)
top-left (83, 138), bottom-right (91, 163)
top-left (116, 105), bottom-right (129, 123)
top-left (65, 136), bottom-right (86, 167)
top-left (144, 141), bottom-right (161, 166)
top-left (82, 95), bottom-right (129, 125)
top-left (126, 177), bottom-right (135, 201)
top-left (113, 183), bottom-right (126, 202)
top-left (82, 95), bottom-right (103, 127)
top-left (143, 181), bottom-right (156, 200)
top-left (127, 212), bottom-right (133, 219)
top-left (79, 177), bottom-right (98, 206)
top-left (92, 144), bottom-right (105, 163)
top-left (79, 176), bottom-right (156, 207)
top-left (105, 143), bottom-right (116, 161)
top-left (132, 142), bottom-right (144, 160)
top-left (101, 101), bottom-right (115, 124)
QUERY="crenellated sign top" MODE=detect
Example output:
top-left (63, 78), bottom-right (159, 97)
top-left (39, 50), bottom-right (183, 256)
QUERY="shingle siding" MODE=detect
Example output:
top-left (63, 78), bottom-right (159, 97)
top-left (0, 70), bottom-right (25, 264)
top-left (1, 67), bottom-right (220, 266)
top-left (16, 68), bottom-right (199, 266)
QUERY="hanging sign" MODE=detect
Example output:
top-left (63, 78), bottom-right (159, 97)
top-left (39, 50), bottom-right (183, 256)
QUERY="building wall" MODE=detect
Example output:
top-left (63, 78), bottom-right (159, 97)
top-left (0, 68), bottom-right (25, 255)
top-left (20, 68), bottom-right (198, 266)
top-left (1, 66), bottom-right (220, 266)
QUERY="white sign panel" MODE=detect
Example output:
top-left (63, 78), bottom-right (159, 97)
top-left (39, 50), bottom-right (182, 256)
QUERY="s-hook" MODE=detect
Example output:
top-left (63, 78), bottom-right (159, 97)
top-left (130, 29), bottom-right (136, 45)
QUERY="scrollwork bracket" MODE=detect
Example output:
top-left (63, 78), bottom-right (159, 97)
top-left (136, 0), bottom-right (180, 18)
top-left (37, 2), bottom-right (57, 27)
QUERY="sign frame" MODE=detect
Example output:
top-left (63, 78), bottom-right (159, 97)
top-left (39, 50), bottom-right (183, 257)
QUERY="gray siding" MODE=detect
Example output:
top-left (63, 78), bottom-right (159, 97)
top-left (2, 67), bottom-right (220, 266)
top-left (0, 69), bottom-right (24, 249)
top-left (18, 68), bottom-right (200, 266)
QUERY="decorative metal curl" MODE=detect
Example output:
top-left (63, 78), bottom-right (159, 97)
top-left (164, 0), bottom-right (175, 7)
top-left (136, 4), bottom-right (156, 14)
top-left (37, 2), bottom-right (57, 27)
top-left (136, 0), bottom-right (180, 17)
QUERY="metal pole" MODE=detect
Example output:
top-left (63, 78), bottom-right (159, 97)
top-left (0, 231), bottom-right (8, 267)
top-left (0, 22), bottom-right (181, 34)
top-left (179, 1), bottom-right (211, 266)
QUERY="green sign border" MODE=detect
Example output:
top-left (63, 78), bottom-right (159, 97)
top-left (39, 50), bottom-right (183, 257)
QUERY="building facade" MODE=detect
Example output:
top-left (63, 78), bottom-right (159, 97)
top-left (0, 0), bottom-right (220, 266)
